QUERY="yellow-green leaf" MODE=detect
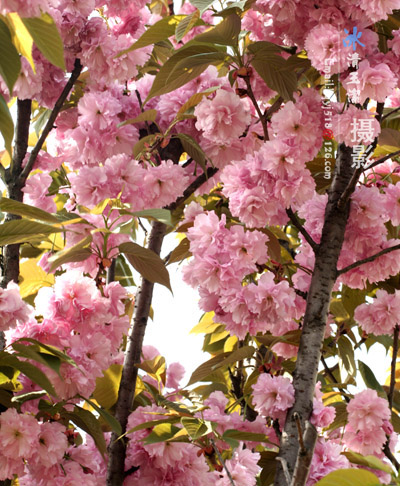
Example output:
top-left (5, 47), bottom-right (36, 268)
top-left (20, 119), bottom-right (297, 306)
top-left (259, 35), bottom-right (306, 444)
top-left (118, 109), bottom-right (158, 127)
top-left (48, 235), bottom-right (92, 271)
top-left (314, 468), bottom-right (381, 486)
top-left (93, 364), bottom-right (123, 409)
top-left (0, 18), bottom-right (21, 94)
top-left (175, 10), bottom-right (201, 42)
top-left (119, 241), bottom-right (172, 291)
top-left (5, 12), bottom-right (34, 71)
top-left (0, 94), bottom-right (14, 156)
top-left (192, 13), bottom-right (241, 46)
top-left (342, 451), bottom-right (392, 474)
top-left (116, 15), bottom-right (185, 55)
top-left (0, 197), bottom-right (60, 223)
top-left (0, 219), bottom-right (64, 245)
top-left (21, 13), bottom-right (65, 70)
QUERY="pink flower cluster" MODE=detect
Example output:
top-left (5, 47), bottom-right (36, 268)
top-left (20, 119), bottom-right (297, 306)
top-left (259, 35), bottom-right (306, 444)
top-left (343, 389), bottom-right (393, 456)
top-left (124, 405), bottom-right (219, 485)
top-left (331, 105), bottom-right (380, 148)
top-left (354, 289), bottom-right (400, 336)
top-left (221, 89), bottom-right (322, 228)
top-left (69, 155), bottom-right (190, 210)
top-left (7, 271), bottom-right (129, 399)
top-left (183, 211), bottom-right (304, 340)
top-left (252, 374), bottom-right (295, 422)
top-left (0, 282), bottom-right (32, 332)
top-left (0, 408), bottom-right (68, 481)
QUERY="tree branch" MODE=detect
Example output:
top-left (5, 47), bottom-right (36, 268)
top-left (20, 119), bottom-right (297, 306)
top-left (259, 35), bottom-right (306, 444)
top-left (19, 58), bottom-right (82, 183)
top-left (211, 438), bottom-right (236, 486)
top-left (243, 75), bottom-right (269, 140)
top-left (106, 220), bottom-right (167, 486)
top-left (337, 244), bottom-right (400, 277)
top-left (289, 417), bottom-right (317, 486)
top-left (106, 166), bottom-right (218, 484)
top-left (388, 325), bottom-right (399, 412)
top-left (364, 149), bottom-right (400, 171)
top-left (274, 145), bottom-right (356, 486)
top-left (286, 208), bottom-right (318, 252)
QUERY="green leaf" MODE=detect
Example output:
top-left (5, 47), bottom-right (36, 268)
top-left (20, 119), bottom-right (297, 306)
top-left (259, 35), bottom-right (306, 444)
top-left (146, 44), bottom-right (223, 101)
top-left (12, 343), bottom-right (61, 376)
top-left (0, 18), bottom-right (21, 94)
top-left (378, 127), bottom-right (400, 149)
top-left (133, 134), bottom-right (156, 158)
top-left (0, 94), bottom-right (14, 155)
top-left (181, 417), bottom-right (215, 439)
top-left (14, 338), bottom-right (79, 368)
top-left (190, 0), bottom-right (215, 14)
top-left (175, 133), bottom-right (208, 172)
top-left (118, 109), bottom-right (158, 127)
top-left (176, 86), bottom-right (219, 117)
top-left (21, 13), bottom-right (65, 70)
top-left (62, 406), bottom-right (107, 457)
top-left (175, 10), bottom-right (201, 42)
top-left (326, 401), bottom-right (348, 431)
top-left (249, 45), bottom-right (296, 101)
top-left (192, 14), bottom-right (241, 46)
top-left (48, 235), bottom-right (92, 271)
top-left (119, 241), bottom-right (172, 291)
top-left (131, 208), bottom-right (173, 226)
top-left (11, 390), bottom-right (47, 404)
top-left (222, 429), bottom-right (271, 444)
top-left (117, 16), bottom-right (185, 55)
top-left (342, 451), bottom-right (392, 473)
top-left (143, 423), bottom-right (182, 444)
top-left (168, 237), bottom-right (191, 264)
top-left (0, 353), bottom-right (57, 397)
top-left (314, 468), bottom-right (381, 486)
top-left (79, 396), bottom-right (122, 436)
top-left (212, 345), bottom-right (255, 370)
top-left (125, 417), bottom-right (180, 436)
top-left (0, 197), bottom-right (60, 223)
top-left (338, 335), bottom-right (356, 379)
top-left (187, 352), bottom-right (230, 386)
top-left (358, 360), bottom-right (384, 393)
top-left (0, 219), bottom-right (64, 245)
top-left (93, 364), bottom-right (123, 409)
top-left (258, 451), bottom-right (278, 486)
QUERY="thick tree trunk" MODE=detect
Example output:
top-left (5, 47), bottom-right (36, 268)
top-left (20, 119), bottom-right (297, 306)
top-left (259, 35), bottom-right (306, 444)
top-left (106, 221), bottom-right (167, 486)
top-left (274, 145), bottom-right (355, 486)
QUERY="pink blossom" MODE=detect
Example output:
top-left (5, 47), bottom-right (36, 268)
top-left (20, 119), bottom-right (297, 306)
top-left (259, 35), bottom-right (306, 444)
top-left (354, 289), bottom-right (400, 335)
top-left (166, 362), bottom-right (185, 389)
top-left (331, 105), bottom-right (380, 147)
top-left (343, 60), bottom-right (397, 103)
top-left (307, 439), bottom-right (349, 486)
top-left (34, 421), bottom-right (68, 466)
top-left (22, 172), bottom-right (57, 213)
top-left (347, 389), bottom-right (391, 431)
top-left (0, 281), bottom-right (32, 331)
top-left (357, 0), bottom-right (400, 22)
top-left (252, 374), bottom-right (294, 421)
top-left (305, 24), bottom-right (352, 74)
top-left (194, 89), bottom-right (251, 145)
top-left (216, 446), bottom-right (260, 486)
top-left (0, 408), bottom-right (40, 459)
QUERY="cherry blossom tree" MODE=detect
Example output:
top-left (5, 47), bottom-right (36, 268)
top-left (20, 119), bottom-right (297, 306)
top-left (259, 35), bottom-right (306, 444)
top-left (1, 1), bottom-right (400, 486)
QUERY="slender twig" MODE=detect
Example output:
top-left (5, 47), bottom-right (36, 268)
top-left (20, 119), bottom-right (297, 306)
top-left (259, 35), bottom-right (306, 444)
top-left (19, 58), bottom-right (82, 182)
top-left (364, 149), bottom-right (400, 171)
top-left (337, 244), bottom-right (400, 276)
top-left (264, 96), bottom-right (283, 121)
top-left (321, 356), bottom-right (349, 403)
top-left (293, 413), bottom-right (305, 454)
top-left (273, 419), bottom-right (282, 439)
top-left (106, 259), bottom-right (116, 285)
top-left (243, 75), bottom-right (269, 140)
top-left (294, 289), bottom-right (308, 300)
top-left (210, 438), bottom-right (236, 486)
top-left (388, 325), bottom-right (399, 411)
top-left (276, 457), bottom-right (291, 486)
top-left (286, 208), bottom-right (318, 252)
top-left (381, 106), bottom-right (400, 121)
top-left (383, 442), bottom-right (400, 471)
top-left (336, 167), bottom-right (363, 210)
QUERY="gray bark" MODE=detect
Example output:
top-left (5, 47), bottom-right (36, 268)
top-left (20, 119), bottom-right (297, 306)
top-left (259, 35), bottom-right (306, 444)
top-left (106, 220), bottom-right (167, 486)
top-left (274, 145), bottom-right (355, 486)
